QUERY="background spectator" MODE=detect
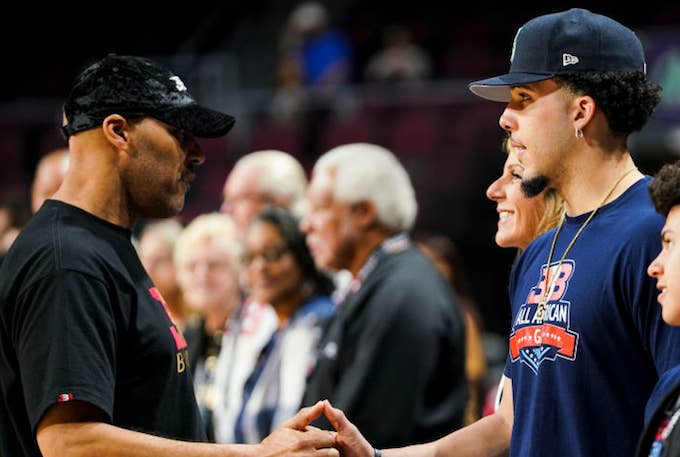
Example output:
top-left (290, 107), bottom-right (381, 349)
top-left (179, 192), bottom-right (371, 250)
top-left (174, 212), bottom-right (243, 441)
top-left (280, 1), bottom-right (353, 155)
top-left (217, 207), bottom-right (334, 443)
top-left (221, 150), bottom-right (308, 238)
top-left (0, 192), bottom-right (31, 261)
top-left (30, 148), bottom-right (69, 213)
top-left (365, 25), bottom-right (432, 84)
top-left (137, 219), bottom-right (188, 329)
top-left (301, 143), bottom-right (468, 447)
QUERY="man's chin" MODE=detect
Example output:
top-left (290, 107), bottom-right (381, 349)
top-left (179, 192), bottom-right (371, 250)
top-left (146, 200), bottom-right (185, 219)
top-left (313, 254), bottom-right (336, 272)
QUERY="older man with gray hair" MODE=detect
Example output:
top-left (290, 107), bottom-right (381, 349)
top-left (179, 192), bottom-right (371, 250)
top-left (300, 143), bottom-right (467, 448)
top-left (221, 150), bottom-right (307, 237)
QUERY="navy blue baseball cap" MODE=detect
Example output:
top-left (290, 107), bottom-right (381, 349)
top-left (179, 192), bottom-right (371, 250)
top-left (469, 8), bottom-right (646, 102)
top-left (62, 54), bottom-right (235, 138)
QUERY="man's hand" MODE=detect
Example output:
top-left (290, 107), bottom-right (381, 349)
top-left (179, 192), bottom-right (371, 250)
top-left (322, 400), bottom-right (373, 457)
top-left (257, 401), bottom-right (339, 457)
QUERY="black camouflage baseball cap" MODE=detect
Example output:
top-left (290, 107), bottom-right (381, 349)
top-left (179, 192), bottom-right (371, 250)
top-left (469, 8), bottom-right (646, 102)
top-left (62, 54), bottom-right (235, 138)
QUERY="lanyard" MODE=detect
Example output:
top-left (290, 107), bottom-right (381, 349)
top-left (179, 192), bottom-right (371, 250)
top-left (346, 233), bottom-right (410, 297)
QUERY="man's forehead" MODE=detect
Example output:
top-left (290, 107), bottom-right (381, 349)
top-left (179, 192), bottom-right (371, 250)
top-left (510, 79), bottom-right (561, 94)
top-left (309, 169), bottom-right (336, 193)
top-left (666, 206), bottom-right (680, 226)
top-left (307, 170), bottom-right (337, 203)
top-left (226, 166), bottom-right (261, 192)
top-left (311, 167), bottom-right (334, 184)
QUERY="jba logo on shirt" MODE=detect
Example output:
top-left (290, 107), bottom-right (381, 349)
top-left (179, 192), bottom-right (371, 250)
top-left (509, 260), bottom-right (580, 374)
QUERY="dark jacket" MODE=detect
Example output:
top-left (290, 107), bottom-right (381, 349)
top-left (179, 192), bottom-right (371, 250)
top-left (636, 376), bottom-right (680, 457)
top-left (302, 246), bottom-right (468, 448)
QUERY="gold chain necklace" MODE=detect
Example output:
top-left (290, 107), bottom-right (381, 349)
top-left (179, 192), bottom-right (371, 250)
top-left (534, 167), bottom-right (638, 321)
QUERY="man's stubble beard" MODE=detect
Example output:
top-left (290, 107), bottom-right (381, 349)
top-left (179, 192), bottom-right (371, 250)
top-left (521, 175), bottom-right (550, 198)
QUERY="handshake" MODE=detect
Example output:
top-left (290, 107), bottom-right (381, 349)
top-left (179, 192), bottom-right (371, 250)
top-left (258, 400), bottom-right (375, 457)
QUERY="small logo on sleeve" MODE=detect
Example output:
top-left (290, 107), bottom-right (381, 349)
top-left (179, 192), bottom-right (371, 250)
top-left (57, 393), bottom-right (74, 402)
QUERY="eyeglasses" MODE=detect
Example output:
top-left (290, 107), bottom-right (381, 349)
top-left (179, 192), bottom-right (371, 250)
top-left (242, 245), bottom-right (290, 266)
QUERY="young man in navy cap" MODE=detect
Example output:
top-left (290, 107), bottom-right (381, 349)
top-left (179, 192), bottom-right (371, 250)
top-left (0, 54), bottom-right (337, 457)
top-left (315, 9), bottom-right (680, 457)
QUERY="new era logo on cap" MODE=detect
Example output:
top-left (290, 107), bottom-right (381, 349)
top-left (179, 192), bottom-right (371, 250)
top-left (469, 8), bottom-right (647, 102)
top-left (563, 54), bottom-right (580, 66)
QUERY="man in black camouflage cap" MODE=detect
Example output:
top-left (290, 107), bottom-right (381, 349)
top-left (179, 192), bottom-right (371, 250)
top-left (0, 54), bottom-right (337, 457)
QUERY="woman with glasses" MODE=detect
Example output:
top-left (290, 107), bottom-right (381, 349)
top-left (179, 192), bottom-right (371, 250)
top-left (212, 206), bottom-right (335, 444)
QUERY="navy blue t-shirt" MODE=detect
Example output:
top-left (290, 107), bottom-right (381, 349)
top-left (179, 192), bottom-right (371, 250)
top-left (506, 177), bottom-right (680, 457)
top-left (0, 200), bottom-right (205, 457)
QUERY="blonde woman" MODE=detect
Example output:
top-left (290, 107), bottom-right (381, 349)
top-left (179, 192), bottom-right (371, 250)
top-left (175, 212), bottom-right (242, 441)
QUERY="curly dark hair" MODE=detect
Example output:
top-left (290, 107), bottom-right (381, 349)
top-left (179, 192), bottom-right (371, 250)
top-left (649, 161), bottom-right (680, 217)
top-left (556, 70), bottom-right (661, 137)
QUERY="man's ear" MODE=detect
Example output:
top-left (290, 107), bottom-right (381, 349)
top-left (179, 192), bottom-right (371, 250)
top-left (573, 94), bottom-right (596, 133)
top-left (351, 200), bottom-right (378, 229)
top-left (101, 114), bottom-right (131, 151)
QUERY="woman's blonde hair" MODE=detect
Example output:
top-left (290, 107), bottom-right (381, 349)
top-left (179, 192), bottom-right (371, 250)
top-left (174, 212), bottom-right (241, 272)
top-left (536, 188), bottom-right (564, 237)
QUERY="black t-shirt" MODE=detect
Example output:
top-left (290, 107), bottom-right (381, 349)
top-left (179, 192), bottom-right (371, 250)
top-left (0, 200), bottom-right (205, 457)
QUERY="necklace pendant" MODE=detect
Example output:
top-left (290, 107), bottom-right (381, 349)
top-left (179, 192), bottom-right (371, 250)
top-left (533, 301), bottom-right (546, 324)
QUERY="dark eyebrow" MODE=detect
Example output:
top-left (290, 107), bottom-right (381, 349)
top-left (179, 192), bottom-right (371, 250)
top-left (510, 84), bottom-right (541, 93)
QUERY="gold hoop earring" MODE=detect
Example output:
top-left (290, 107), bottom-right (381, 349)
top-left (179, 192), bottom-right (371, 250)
top-left (575, 128), bottom-right (584, 139)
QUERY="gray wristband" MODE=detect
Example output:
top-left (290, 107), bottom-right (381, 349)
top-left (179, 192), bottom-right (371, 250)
top-left (374, 448), bottom-right (382, 457)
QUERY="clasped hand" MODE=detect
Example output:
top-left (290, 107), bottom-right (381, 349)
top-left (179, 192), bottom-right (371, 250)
top-left (260, 400), bottom-right (373, 457)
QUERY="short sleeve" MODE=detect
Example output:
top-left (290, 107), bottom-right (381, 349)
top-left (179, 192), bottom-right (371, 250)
top-left (13, 270), bottom-right (118, 432)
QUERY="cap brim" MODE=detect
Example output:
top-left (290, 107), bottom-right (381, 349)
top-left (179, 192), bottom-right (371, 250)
top-left (159, 103), bottom-right (236, 138)
top-left (468, 73), bottom-right (554, 102)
